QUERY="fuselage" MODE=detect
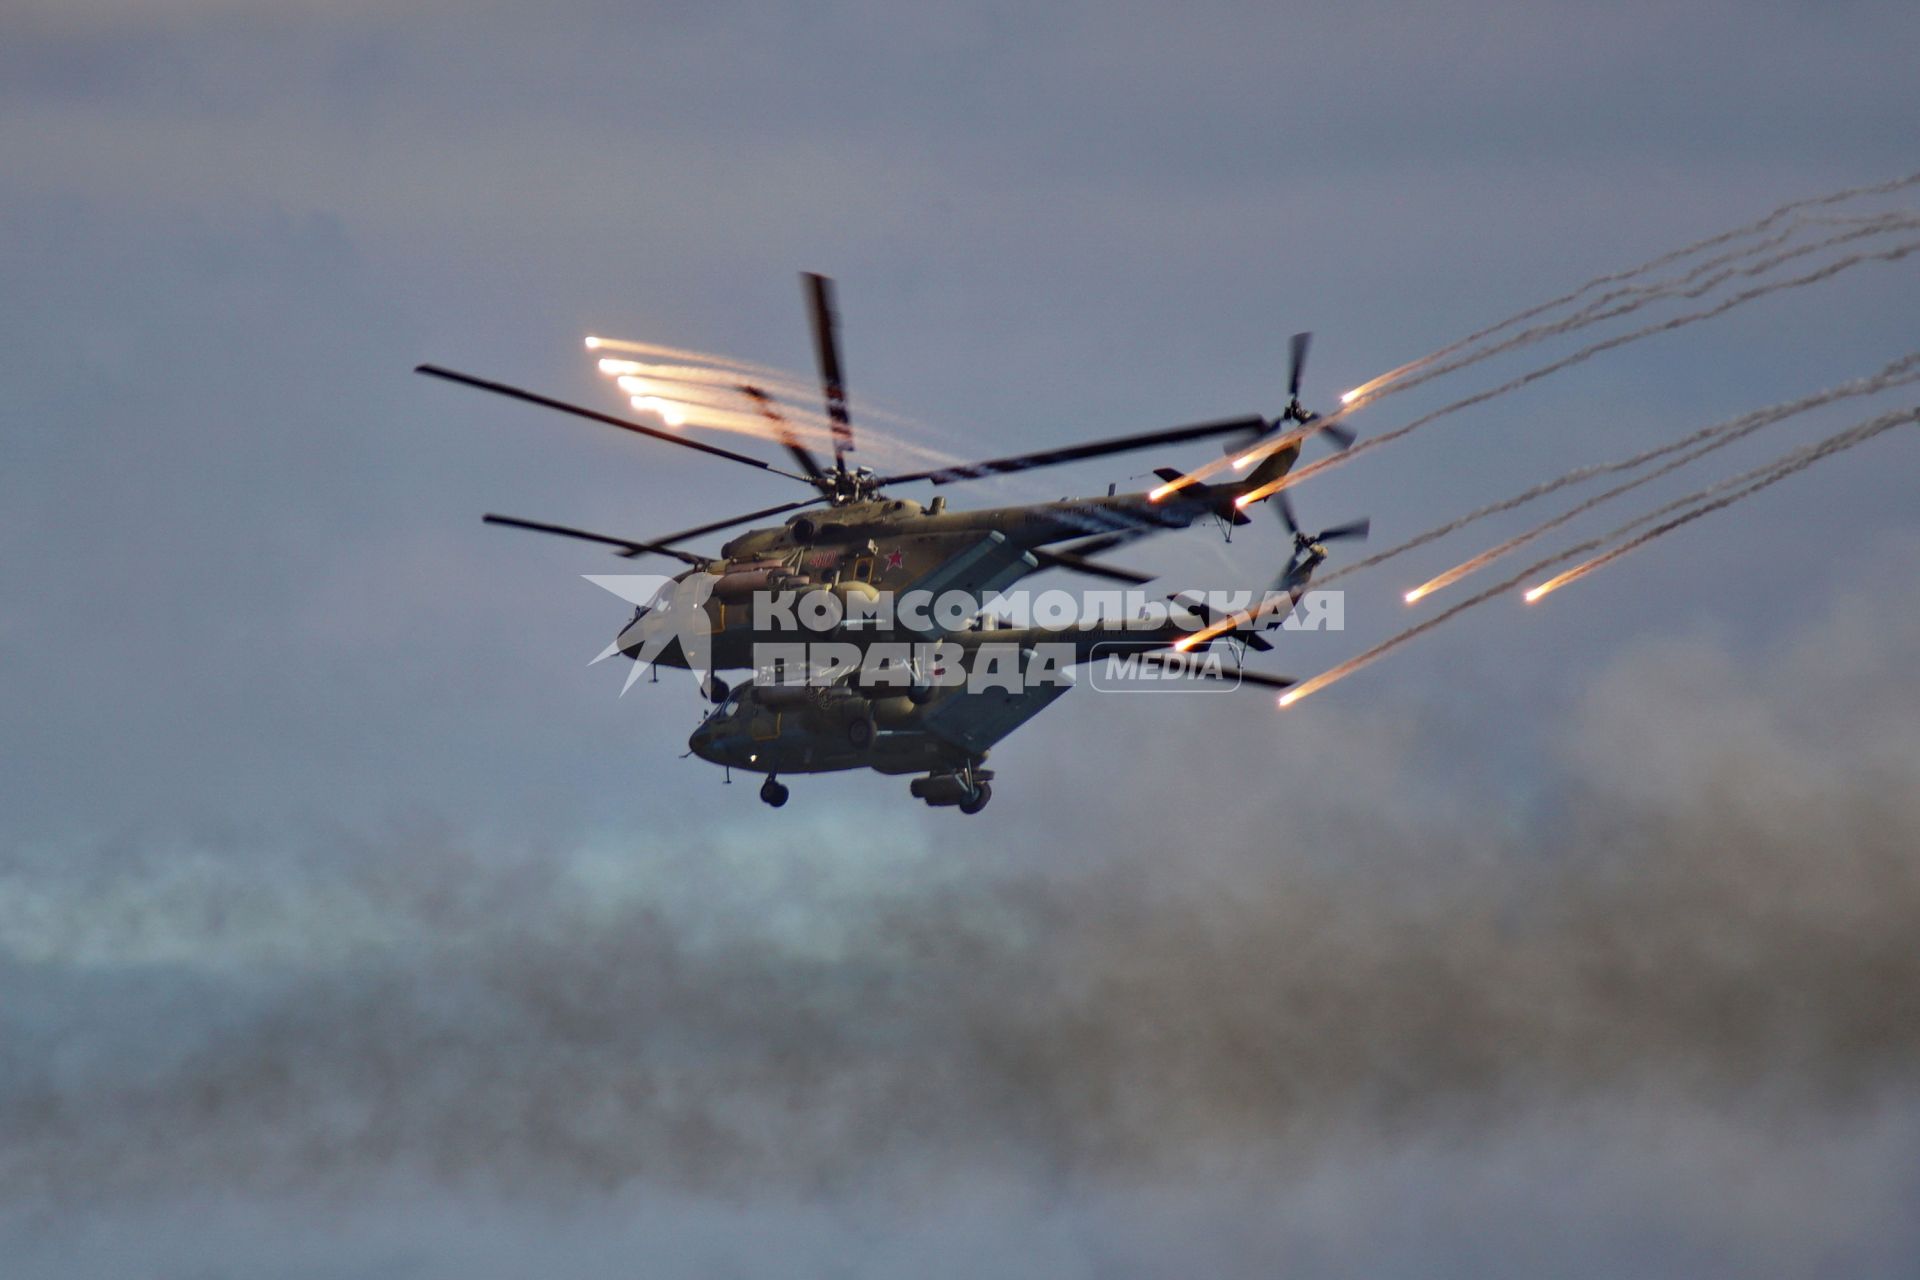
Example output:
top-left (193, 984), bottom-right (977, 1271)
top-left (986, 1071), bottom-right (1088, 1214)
top-left (688, 681), bottom-right (973, 776)
top-left (622, 446), bottom-right (1298, 675)
top-left (717, 483), bottom-right (1239, 561)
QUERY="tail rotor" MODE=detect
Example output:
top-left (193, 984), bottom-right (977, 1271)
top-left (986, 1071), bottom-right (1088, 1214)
top-left (1280, 331), bottom-right (1357, 450)
top-left (1275, 491), bottom-right (1370, 592)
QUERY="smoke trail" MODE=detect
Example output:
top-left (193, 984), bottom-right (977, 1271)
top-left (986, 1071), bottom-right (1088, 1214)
top-left (1280, 404), bottom-right (1919, 707)
top-left (614, 378), bottom-right (821, 423)
top-left (594, 357), bottom-right (819, 400)
top-left (1411, 378), bottom-right (1920, 600)
top-left (1524, 404), bottom-right (1920, 601)
top-left (635, 402), bottom-right (844, 442)
top-left (1551, 221), bottom-right (1803, 327)
top-left (588, 335), bottom-right (835, 396)
top-left (593, 355), bottom-right (963, 468)
top-left (1333, 210), bottom-right (1902, 408)
top-left (1351, 171), bottom-right (1920, 395)
top-left (1369, 212), bottom-right (1920, 404)
top-left (1328, 351), bottom-right (1920, 588)
top-left (1155, 217), bottom-right (1920, 500)
top-left (1150, 184), bottom-right (1920, 501)
top-left (1343, 219), bottom-right (1809, 401)
top-left (590, 339), bottom-right (954, 445)
top-left (609, 376), bottom-right (840, 438)
top-left (606, 376), bottom-right (848, 450)
top-left (599, 357), bottom-right (859, 424)
top-left (1551, 209), bottom-right (1918, 332)
top-left (1240, 237), bottom-right (1920, 507)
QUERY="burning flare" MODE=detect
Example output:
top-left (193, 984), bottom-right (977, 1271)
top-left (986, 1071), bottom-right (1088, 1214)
top-left (629, 396), bottom-right (686, 427)
top-left (1523, 574), bottom-right (1574, 603)
top-left (1286, 404), bottom-right (1920, 709)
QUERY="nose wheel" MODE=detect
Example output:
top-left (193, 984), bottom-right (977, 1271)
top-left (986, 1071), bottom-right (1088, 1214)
top-left (759, 776), bottom-right (789, 808)
top-left (958, 781), bottom-right (991, 815)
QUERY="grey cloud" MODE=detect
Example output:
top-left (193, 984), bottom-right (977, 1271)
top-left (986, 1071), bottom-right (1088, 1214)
top-left (6, 567), bottom-right (1920, 1232)
top-left (5, 2), bottom-right (1920, 1271)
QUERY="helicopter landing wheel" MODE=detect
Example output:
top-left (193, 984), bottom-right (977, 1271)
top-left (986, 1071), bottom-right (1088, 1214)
top-left (958, 781), bottom-right (992, 815)
top-left (847, 715), bottom-right (874, 749)
top-left (760, 777), bottom-right (789, 808)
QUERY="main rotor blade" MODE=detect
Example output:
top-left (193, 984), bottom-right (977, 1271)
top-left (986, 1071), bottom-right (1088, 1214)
top-left (1056, 530), bottom-right (1145, 559)
top-left (802, 272), bottom-right (853, 472)
top-left (1029, 548), bottom-right (1157, 584)
top-left (635, 497), bottom-right (826, 552)
top-left (1220, 667), bottom-right (1298, 691)
top-left (482, 514), bottom-right (712, 566)
top-left (740, 384), bottom-right (830, 488)
top-left (484, 494), bottom-right (824, 564)
top-left (416, 364), bottom-right (812, 484)
top-left (876, 414), bottom-right (1271, 488)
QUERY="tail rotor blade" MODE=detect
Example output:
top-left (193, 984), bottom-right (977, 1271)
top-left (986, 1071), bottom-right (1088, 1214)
top-left (1317, 517), bottom-right (1372, 543)
top-left (1280, 331), bottom-right (1355, 451)
top-left (1318, 419), bottom-right (1358, 450)
top-left (1275, 490), bottom-right (1303, 537)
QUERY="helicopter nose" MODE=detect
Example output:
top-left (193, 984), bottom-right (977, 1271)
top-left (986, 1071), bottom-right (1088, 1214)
top-left (616, 607), bottom-right (652, 657)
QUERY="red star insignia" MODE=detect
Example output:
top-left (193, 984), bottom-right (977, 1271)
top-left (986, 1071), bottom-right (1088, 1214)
top-left (884, 549), bottom-right (905, 570)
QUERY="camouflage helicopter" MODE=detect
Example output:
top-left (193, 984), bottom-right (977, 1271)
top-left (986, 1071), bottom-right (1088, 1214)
top-left (418, 275), bottom-right (1359, 700)
top-left (688, 490), bottom-right (1365, 811)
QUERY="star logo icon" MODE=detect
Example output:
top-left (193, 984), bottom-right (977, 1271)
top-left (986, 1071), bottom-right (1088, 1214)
top-left (583, 570), bottom-right (719, 695)
top-left (884, 548), bottom-right (905, 571)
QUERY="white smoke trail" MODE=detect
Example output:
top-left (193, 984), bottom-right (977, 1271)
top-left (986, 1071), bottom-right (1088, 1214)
top-left (610, 377), bottom-right (840, 440)
top-left (592, 353), bottom-right (963, 468)
top-left (1351, 172), bottom-right (1920, 394)
top-left (1243, 237), bottom-right (1920, 506)
top-left (589, 339), bottom-right (967, 466)
top-left (1280, 404), bottom-right (1920, 707)
top-left (1366, 213), bottom-right (1920, 404)
top-left (1406, 363), bottom-right (1920, 598)
top-left (1165, 217), bottom-right (1920, 499)
top-left (1523, 404), bottom-right (1920, 601)
top-left (1327, 351), bottom-right (1920, 587)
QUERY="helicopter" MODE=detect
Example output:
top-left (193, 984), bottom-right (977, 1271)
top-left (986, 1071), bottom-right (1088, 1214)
top-left (688, 490), bottom-right (1365, 811)
top-left (418, 275), bottom-right (1359, 699)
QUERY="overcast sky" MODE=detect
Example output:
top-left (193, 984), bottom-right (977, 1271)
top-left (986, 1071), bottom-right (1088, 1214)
top-left (4, 2), bottom-right (1920, 1275)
